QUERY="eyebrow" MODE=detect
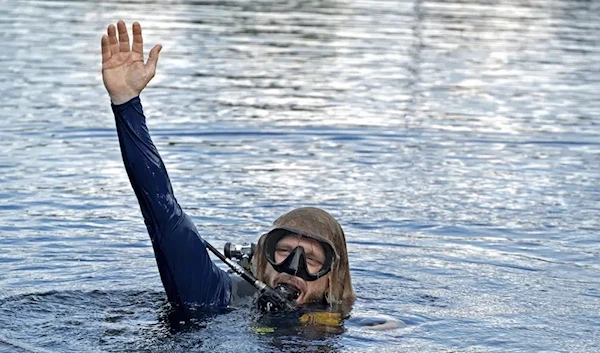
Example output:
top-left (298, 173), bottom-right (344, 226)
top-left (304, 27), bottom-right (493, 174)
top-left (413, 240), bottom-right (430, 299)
top-left (304, 242), bottom-right (324, 260)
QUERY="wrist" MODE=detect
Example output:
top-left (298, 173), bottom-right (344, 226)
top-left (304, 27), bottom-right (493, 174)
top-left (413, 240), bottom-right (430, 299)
top-left (110, 92), bottom-right (140, 105)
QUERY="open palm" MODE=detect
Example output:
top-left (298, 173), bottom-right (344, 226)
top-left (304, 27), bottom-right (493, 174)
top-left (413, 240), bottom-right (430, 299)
top-left (101, 21), bottom-right (161, 105)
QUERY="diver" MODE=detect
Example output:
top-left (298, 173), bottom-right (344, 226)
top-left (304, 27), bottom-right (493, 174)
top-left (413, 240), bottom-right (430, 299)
top-left (100, 20), bottom-right (356, 314)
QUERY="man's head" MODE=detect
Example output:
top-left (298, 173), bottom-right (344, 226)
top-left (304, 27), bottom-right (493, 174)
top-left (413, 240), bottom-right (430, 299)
top-left (253, 207), bottom-right (355, 306)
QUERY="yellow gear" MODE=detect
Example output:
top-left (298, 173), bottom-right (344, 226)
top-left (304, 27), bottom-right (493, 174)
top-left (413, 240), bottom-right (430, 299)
top-left (299, 312), bottom-right (342, 327)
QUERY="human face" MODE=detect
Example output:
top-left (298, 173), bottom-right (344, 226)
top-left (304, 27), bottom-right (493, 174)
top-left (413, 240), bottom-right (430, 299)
top-left (264, 234), bottom-right (331, 305)
top-left (274, 234), bottom-right (326, 273)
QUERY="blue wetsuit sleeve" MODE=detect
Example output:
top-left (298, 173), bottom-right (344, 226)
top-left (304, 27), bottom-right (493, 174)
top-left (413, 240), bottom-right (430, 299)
top-left (112, 97), bottom-right (231, 308)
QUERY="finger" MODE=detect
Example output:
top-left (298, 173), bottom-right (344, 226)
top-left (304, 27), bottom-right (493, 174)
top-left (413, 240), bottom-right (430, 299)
top-left (107, 24), bottom-right (119, 56)
top-left (101, 34), bottom-right (111, 64)
top-left (117, 20), bottom-right (130, 52)
top-left (146, 44), bottom-right (162, 77)
top-left (132, 22), bottom-right (143, 56)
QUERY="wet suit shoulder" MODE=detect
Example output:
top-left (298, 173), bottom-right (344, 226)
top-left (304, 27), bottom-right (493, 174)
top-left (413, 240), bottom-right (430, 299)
top-left (112, 96), bottom-right (231, 308)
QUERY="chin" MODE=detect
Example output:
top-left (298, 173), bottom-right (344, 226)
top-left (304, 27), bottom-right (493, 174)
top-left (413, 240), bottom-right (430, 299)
top-left (296, 290), bottom-right (328, 306)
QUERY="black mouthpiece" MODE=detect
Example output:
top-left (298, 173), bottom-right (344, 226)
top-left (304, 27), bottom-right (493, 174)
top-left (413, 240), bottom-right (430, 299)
top-left (274, 284), bottom-right (300, 302)
top-left (255, 284), bottom-right (298, 312)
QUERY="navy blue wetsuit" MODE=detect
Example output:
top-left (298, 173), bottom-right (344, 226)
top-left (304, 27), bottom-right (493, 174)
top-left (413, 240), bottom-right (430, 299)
top-left (113, 97), bottom-right (234, 308)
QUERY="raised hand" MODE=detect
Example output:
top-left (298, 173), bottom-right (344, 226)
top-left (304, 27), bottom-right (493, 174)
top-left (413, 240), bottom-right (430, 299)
top-left (101, 21), bottom-right (162, 105)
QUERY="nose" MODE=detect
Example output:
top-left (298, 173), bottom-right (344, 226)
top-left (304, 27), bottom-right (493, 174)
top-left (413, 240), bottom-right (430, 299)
top-left (287, 246), bottom-right (305, 275)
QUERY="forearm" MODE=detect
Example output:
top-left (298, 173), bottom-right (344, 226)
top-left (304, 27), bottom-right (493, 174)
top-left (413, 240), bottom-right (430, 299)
top-left (112, 97), bottom-right (180, 239)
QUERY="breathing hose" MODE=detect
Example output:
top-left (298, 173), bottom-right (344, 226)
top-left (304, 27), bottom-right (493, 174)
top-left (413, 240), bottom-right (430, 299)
top-left (204, 240), bottom-right (297, 312)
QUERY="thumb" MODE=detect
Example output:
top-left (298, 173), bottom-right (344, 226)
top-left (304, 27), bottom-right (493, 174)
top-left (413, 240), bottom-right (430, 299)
top-left (146, 44), bottom-right (162, 77)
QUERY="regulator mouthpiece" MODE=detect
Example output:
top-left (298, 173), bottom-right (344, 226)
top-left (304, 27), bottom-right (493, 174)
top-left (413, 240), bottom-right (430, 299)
top-left (256, 284), bottom-right (298, 312)
top-left (274, 283), bottom-right (300, 302)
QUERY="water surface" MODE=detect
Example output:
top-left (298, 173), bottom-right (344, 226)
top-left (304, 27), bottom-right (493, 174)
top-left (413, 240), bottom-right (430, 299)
top-left (0, 0), bottom-right (599, 352)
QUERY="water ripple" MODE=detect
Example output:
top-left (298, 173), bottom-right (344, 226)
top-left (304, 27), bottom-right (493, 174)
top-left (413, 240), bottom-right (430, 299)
top-left (1, 0), bottom-right (599, 352)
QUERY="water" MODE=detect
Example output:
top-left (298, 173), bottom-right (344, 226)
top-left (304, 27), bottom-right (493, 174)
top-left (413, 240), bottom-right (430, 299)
top-left (1, 0), bottom-right (599, 351)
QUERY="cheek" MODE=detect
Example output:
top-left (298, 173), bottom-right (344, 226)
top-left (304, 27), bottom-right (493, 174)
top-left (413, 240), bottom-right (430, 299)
top-left (306, 275), bottom-right (330, 295)
top-left (307, 263), bottom-right (322, 274)
top-left (261, 264), bottom-right (279, 286)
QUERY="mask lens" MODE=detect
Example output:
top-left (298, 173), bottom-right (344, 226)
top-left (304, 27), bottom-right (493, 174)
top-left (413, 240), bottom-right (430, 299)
top-left (263, 228), bottom-right (337, 281)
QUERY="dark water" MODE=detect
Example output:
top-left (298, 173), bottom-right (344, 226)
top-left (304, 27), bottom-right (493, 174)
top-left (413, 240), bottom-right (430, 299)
top-left (1, 0), bottom-right (599, 352)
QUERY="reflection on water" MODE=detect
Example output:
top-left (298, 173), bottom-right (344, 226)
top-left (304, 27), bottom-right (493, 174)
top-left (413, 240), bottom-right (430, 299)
top-left (1, 0), bottom-right (599, 352)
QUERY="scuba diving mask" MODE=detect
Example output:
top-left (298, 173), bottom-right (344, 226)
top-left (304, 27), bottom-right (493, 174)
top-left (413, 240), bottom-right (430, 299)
top-left (263, 227), bottom-right (339, 282)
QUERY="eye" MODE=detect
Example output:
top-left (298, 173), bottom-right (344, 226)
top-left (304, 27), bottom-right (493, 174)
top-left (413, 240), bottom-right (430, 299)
top-left (275, 247), bottom-right (291, 257)
top-left (306, 257), bottom-right (323, 269)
